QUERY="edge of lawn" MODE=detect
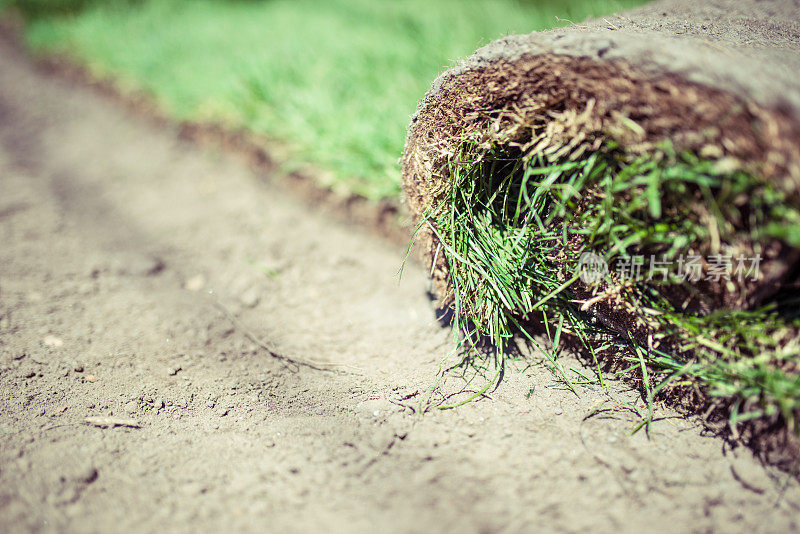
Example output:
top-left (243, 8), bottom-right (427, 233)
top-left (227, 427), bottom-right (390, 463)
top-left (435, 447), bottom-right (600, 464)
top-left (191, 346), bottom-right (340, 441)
top-left (0, 14), bottom-right (413, 248)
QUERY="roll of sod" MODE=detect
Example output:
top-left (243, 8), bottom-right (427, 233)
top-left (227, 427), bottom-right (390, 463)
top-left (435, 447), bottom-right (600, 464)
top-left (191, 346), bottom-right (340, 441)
top-left (402, 0), bottom-right (800, 467)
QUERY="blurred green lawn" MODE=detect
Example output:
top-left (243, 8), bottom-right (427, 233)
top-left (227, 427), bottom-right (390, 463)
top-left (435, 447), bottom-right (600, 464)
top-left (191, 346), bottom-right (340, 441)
top-left (15, 0), bottom-right (644, 199)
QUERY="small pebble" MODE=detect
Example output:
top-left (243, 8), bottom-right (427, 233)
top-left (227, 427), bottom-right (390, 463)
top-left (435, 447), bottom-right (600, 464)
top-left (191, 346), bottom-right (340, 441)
top-left (239, 287), bottom-right (261, 308)
top-left (43, 335), bottom-right (64, 348)
top-left (184, 274), bottom-right (206, 292)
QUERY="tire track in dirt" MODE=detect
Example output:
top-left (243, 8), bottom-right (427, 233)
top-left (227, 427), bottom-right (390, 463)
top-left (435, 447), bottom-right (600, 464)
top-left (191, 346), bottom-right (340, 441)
top-left (0, 37), bottom-right (798, 533)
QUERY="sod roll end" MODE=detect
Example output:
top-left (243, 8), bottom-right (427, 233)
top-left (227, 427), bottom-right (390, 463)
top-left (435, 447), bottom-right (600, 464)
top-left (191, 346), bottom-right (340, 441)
top-left (402, 0), bottom-right (800, 469)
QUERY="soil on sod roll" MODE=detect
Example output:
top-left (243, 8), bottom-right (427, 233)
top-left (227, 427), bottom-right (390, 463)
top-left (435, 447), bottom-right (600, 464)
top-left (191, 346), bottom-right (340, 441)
top-left (401, 0), bottom-right (800, 469)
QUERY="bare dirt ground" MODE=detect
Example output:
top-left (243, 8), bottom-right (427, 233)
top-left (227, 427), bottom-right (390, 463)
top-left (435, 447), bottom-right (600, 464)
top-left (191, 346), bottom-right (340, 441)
top-left (1, 36), bottom-right (799, 533)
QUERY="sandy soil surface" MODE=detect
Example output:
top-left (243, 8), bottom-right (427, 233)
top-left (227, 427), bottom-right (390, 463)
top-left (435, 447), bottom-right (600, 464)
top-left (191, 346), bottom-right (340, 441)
top-left (1, 36), bottom-right (799, 533)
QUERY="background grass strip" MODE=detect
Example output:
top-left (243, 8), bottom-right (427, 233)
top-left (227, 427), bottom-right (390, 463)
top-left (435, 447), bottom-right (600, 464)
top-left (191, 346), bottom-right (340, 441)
top-left (7, 0), bottom-right (644, 199)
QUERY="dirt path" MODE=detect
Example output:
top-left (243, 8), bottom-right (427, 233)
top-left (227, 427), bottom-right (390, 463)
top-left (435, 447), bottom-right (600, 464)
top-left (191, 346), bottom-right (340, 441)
top-left (0, 37), bottom-right (798, 533)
